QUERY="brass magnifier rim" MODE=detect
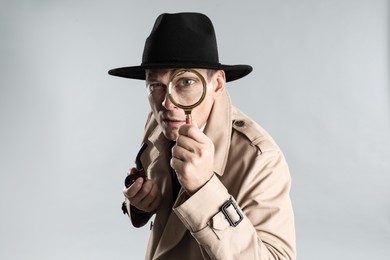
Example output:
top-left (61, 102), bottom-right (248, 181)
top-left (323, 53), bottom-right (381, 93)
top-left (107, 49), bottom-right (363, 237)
top-left (167, 69), bottom-right (207, 112)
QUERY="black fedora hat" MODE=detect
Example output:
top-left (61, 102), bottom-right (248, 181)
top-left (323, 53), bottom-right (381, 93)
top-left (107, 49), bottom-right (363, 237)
top-left (108, 12), bottom-right (252, 82)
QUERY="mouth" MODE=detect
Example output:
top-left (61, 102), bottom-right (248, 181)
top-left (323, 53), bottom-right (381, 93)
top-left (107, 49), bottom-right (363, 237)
top-left (161, 117), bottom-right (185, 128)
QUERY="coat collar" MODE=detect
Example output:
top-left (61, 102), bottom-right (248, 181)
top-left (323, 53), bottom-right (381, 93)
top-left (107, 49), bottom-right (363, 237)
top-left (204, 90), bottom-right (232, 176)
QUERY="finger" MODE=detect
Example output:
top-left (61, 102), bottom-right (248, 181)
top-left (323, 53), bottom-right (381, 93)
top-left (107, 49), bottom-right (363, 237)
top-left (123, 177), bottom-right (144, 199)
top-left (172, 143), bottom-right (202, 166)
top-left (139, 183), bottom-right (160, 209)
top-left (175, 132), bottom-right (213, 159)
top-left (132, 180), bottom-right (155, 204)
top-left (178, 124), bottom-right (208, 145)
top-left (124, 167), bottom-right (145, 188)
top-left (170, 156), bottom-right (186, 177)
top-left (175, 135), bottom-right (196, 154)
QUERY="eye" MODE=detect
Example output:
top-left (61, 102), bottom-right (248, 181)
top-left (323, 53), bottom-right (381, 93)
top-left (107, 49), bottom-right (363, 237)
top-left (147, 82), bottom-right (165, 93)
top-left (179, 78), bottom-right (196, 87)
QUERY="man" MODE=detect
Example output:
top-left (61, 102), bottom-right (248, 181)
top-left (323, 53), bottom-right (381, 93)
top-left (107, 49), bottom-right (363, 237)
top-left (109, 12), bottom-right (296, 260)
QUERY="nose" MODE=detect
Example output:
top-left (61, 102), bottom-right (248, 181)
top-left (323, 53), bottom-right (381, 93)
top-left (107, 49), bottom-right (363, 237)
top-left (162, 94), bottom-right (176, 109)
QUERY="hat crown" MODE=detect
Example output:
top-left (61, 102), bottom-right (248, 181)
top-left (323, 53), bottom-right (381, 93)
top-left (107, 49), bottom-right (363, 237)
top-left (108, 12), bottom-right (252, 82)
top-left (142, 13), bottom-right (220, 66)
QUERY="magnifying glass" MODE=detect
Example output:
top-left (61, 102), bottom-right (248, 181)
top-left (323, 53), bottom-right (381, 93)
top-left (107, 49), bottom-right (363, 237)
top-left (168, 69), bottom-right (207, 124)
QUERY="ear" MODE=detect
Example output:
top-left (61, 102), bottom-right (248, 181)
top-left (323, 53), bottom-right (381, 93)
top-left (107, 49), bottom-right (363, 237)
top-left (212, 70), bottom-right (226, 98)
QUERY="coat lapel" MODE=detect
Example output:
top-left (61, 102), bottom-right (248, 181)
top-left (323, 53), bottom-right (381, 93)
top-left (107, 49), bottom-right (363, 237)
top-left (204, 90), bottom-right (232, 176)
top-left (140, 122), bottom-right (188, 259)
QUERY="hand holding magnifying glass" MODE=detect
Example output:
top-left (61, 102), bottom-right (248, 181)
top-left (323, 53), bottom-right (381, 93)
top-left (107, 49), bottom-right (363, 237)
top-left (168, 69), bottom-right (215, 194)
top-left (168, 69), bottom-right (207, 125)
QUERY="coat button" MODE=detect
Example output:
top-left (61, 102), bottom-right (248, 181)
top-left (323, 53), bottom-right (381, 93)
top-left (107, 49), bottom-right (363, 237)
top-left (234, 120), bottom-right (245, 127)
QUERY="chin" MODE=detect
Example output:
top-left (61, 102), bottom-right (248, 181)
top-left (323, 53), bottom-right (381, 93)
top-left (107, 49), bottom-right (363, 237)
top-left (163, 129), bottom-right (179, 141)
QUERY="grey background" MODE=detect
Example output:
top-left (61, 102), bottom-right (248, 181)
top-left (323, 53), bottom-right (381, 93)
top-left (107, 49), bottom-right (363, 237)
top-left (1, 0), bottom-right (389, 259)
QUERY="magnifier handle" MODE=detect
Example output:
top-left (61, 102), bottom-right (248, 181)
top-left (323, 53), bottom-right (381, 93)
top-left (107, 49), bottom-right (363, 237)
top-left (185, 114), bottom-right (192, 125)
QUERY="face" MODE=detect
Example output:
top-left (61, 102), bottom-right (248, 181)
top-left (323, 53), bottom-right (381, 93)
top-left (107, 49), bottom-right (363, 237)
top-left (145, 68), bottom-right (225, 140)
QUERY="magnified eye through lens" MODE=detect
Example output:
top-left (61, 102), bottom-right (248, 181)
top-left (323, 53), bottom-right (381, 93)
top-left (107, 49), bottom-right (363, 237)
top-left (168, 69), bottom-right (206, 108)
top-left (168, 69), bottom-right (207, 124)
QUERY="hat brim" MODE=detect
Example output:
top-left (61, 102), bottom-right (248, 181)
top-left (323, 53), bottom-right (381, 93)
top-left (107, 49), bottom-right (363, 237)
top-left (108, 63), bottom-right (252, 82)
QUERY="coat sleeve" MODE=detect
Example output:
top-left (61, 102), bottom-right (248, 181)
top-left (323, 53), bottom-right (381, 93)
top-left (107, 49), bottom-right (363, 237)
top-left (173, 149), bottom-right (296, 260)
top-left (122, 198), bottom-right (154, 228)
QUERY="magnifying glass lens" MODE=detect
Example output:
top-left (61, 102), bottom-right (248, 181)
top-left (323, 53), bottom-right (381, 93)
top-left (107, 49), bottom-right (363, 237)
top-left (169, 71), bottom-right (204, 106)
top-left (168, 69), bottom-right (207, 124)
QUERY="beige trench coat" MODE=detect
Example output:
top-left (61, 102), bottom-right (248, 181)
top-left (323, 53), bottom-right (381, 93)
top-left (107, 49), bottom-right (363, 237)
top-left (123, 90), bottom-right (296, 259)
